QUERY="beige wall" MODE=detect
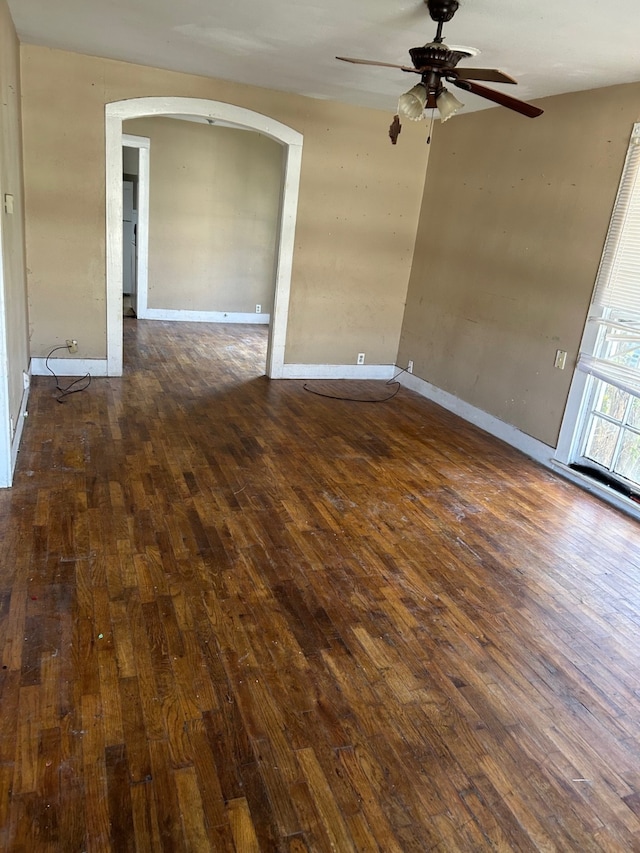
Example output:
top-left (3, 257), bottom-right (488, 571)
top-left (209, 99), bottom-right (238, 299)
top-left (398, 83), bottom-right (640, 447)
top-left (0, 0), bottom-right (29, 430)
top-left (20, 46), bottom-right (428, 363)
top-left (17, 39), bottom-right (640, 445)
top-left (124, 117), bottom-right (282, 314)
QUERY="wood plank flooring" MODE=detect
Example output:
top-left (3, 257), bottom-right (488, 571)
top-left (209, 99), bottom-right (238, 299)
top-left (1, 319), bottom-right (640, 851)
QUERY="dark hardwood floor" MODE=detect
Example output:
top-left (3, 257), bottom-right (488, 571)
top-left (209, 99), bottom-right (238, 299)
top-left (1, 319), bottom-right (640, 851)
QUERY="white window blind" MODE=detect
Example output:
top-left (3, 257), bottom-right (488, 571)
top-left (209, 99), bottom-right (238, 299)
top-left (578, 123), bottom-right (640, 396)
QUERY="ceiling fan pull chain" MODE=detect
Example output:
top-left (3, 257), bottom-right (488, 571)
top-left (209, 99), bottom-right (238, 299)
top-left (426, 109), bottom-right (435, 144)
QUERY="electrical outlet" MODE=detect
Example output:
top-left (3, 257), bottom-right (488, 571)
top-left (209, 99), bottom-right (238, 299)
top-left (407, 360), bottom-right (414, 374)
top-left (255, 304), bottom-right (262, 314)
top-left (22, 371), bottom-right (30, 390)
top-left (66, 339), bottom-right (78, 354)
top-left (357, 353), bottom-right (365, 365)
top-left (554, 349), bottom-right (567, 370)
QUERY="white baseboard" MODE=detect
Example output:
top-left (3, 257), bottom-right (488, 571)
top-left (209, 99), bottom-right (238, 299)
top-left (397, 371), bottom-right (640, 521)
top-left (398, 371), bottom-right (554, 465)
top-left (281, 364), bottom-right (396, 380)
top-left (11, 372), bottom-right (30, 475)
top-left (139, 308), bottom-right (271, 324)
top-left (30, 357), bottom-right (109, 377)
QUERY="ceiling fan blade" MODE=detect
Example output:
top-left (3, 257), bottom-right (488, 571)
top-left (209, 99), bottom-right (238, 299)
top-left (450, 68), bottom-right (517, 85)
top-left (452, 79), bottom-right (543, 117)
top-left (336, 56), bottom-right (418, 73)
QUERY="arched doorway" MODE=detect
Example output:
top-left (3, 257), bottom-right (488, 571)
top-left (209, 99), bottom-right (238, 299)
top-left (105, 97), bottom-right (303, 377)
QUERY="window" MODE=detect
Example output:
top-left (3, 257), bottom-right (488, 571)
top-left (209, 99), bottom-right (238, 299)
top-left (566, 124), bottom-right (640, 494)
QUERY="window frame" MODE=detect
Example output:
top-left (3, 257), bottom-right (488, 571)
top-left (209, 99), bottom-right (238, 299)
top-left (556, 123), bottom-right (640, 496)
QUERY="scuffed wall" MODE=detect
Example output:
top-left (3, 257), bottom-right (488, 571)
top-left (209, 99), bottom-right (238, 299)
top-left (124, 116), bottom-right (281, 315)
top-left (398, 83), bottom-right (640, 447)
top-left (21, 46), bottom-right (428, 365)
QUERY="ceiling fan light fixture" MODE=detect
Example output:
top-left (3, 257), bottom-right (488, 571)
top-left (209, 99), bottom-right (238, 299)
top-left (398, 83), bottom-right (427, 121)
top-left (436, 88), bottom-right (464, 122)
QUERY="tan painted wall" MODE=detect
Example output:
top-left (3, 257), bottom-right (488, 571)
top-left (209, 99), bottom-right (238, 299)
top-left (398, 83), bottom-right (640, 447)
top-left (123, 117), bottom-right (282, 314)
top-left (0, 0), bottom-right (29, 429)
top-left (20, 46), bottom-right (428, 363)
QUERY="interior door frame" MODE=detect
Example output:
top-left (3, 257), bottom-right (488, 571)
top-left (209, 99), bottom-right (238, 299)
top-left (105, 97), bottom-right (303, 377)
top-left (122, 134), bottom-right (150, 319)
top-left (0, 216), bottom-right (11, 486)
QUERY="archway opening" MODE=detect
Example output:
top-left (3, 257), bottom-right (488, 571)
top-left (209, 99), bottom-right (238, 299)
top-left (105, 97), bottom-right (303, 377)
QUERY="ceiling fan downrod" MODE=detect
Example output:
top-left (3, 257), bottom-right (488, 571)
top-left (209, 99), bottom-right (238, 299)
top-left (425, 0), bottom-right (460, 42)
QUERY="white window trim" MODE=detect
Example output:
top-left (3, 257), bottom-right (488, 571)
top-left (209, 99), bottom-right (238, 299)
top-left (556, 123), bottom-right (640, 500)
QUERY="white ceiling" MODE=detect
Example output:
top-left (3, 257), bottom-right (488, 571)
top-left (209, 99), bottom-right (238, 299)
top-left (8, 0), bottom-right (640, 115)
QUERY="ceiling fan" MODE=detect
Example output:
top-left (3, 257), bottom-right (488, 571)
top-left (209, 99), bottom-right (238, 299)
top-left (337, 0), bottom-right (543, 143)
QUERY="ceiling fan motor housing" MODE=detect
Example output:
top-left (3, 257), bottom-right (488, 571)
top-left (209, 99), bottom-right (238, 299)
top-left (409, 44), bottom-right (472, 71)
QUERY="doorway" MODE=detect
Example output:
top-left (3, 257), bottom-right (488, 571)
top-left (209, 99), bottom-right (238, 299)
top-left (122, 178), bottom-right (136, 314)
top-left (121, 134), bottom-right (150, 321)
top-left (105, 97), bottom-right (303, 378)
